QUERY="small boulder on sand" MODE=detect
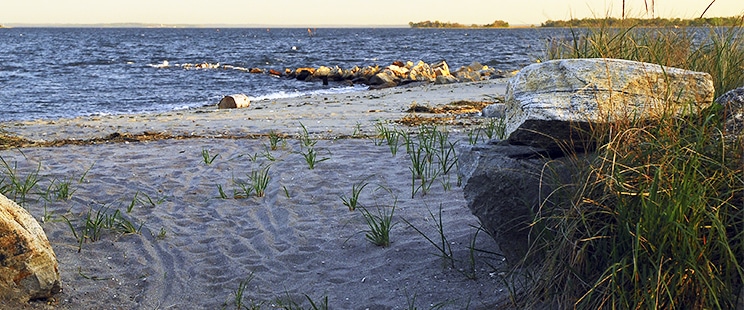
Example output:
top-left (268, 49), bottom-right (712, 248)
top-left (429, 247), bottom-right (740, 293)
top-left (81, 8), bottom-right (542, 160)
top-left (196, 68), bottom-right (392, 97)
top-left (218, 94), bottom-right (251, 109)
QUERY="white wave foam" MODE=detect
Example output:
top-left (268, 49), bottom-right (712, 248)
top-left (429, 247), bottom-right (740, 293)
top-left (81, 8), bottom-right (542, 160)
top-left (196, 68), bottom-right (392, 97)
top-left (147, 60), bottom-right (170, 68)
top-left (249, 85), bottom-right (367, 101)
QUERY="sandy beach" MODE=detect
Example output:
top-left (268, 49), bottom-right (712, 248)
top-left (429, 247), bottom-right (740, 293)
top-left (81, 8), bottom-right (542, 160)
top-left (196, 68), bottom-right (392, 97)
top-left (1, 79), bottom-right (516, 309)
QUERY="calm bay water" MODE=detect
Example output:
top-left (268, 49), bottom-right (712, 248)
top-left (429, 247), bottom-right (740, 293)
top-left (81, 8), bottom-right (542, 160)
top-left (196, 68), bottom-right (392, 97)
top-left (0, 27), bottom-right (570, 122)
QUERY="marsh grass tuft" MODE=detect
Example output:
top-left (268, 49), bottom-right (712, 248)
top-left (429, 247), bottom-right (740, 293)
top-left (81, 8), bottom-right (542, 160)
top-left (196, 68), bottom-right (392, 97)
top-left (227, 274), bottom-right (262, 310)
top-left (403, 125), bottom-right (460, 197)
top-left (297, 123), bottom-right (329, 169)
top-left (375, 122), bottom-right (403, 155)
top-left (274, 293), bottom-right (329, 310)
top-left (267, 130), bottom-right (285, 151)
top-left (299, 147), bottom-right (329, 170)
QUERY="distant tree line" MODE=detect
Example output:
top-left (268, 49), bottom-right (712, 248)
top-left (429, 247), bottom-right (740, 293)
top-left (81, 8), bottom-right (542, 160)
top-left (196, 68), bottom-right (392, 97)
top-left (408, 20), bottom-right (509, 28)
top-left (541, 16), bottom-right (743, 28)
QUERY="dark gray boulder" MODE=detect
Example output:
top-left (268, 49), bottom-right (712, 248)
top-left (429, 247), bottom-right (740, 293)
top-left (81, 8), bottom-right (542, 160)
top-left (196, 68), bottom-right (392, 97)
top-left (714, 86), bottom-right (744, 140)
top-left (458, 140), bottom-right (580, 264)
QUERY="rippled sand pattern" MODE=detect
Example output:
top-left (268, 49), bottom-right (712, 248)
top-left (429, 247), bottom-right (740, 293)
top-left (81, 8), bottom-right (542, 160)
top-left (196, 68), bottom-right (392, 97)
top-left (2, 136), bottom-right (511, 309)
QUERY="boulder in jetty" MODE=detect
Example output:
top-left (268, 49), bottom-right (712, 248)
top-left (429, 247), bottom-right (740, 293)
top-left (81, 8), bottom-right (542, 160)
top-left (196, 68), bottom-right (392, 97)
top-left (0, 193), bottom-right (61, 303)
top-left (432, 60), bottom-right (451, 77)
top-left (369, 69), bottom-right (400, 89)
top-left (408, 61), bottom-right (436, 82)
top-left (504, 58), bottom-right (714, 153)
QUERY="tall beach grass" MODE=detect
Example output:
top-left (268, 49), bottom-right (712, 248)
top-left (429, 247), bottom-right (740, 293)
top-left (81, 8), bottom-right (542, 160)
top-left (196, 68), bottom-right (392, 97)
top-left (525, 18), bottom-right (744, 308)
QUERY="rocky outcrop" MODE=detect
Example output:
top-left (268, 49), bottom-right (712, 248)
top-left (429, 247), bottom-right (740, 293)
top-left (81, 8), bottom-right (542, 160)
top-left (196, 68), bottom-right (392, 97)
top-left (460, 58), bottom-right (719, 266)
top-left (504, 58), bottom-right (715, 153)
top-left (218, 94), bottom-right (250, 109)
top-left (0, 193), bottom-right (61, 303)
top-left (714, 86), bottom-right (744, 140)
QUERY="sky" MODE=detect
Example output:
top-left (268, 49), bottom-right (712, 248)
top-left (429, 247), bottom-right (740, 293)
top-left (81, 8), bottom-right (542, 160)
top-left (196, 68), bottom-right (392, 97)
top-left (1, 0), bottom-right (742, 26)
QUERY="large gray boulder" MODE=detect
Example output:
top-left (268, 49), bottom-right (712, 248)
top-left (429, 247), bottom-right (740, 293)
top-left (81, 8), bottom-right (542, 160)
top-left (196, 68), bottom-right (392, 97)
top-left (505, 58), bottom-right (715, 152)
top-left (0, 193), bottom-right (61, 303)
top-left (458, 141), bottom-right (580, 264)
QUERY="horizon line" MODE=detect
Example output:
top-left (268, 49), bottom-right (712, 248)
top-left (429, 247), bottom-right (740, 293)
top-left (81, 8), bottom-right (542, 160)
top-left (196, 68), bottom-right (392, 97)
top-left (0, 22), bottom-right (539, 29)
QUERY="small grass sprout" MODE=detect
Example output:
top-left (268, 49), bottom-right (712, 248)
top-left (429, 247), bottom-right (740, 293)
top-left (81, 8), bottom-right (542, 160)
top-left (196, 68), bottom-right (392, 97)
top-left (228, 273), bottom-right (262, 310)
top-left (202, 148), bottom-right (219, 165)
top-left (274, 293), bottom-right (329, 310)
top-left (340, 180), bottom-right (368, 211)
top-left (482, 116), bottom-right (507, 140)
top-left (217, 184), bottom-right (229, 199)
top-left (268, 130), bottom-right (285, 150)
top-left (298, 122), bottom-right (317, 148)
top-left (375, 121), bottom-right (403, 155)
top-left (156, 227), bottom-right (167, 240)
top-left (300, 147), bottom-right (329, 170)
top-left (66, 207), bottom-right (143, 252)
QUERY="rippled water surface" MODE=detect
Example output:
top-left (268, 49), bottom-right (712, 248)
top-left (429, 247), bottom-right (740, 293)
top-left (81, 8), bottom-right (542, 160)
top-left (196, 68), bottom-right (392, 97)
top-left (0, 27), bottom-right (572, 121)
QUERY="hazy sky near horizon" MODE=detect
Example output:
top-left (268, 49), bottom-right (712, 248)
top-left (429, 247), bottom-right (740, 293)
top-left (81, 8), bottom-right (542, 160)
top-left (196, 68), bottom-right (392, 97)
top-left (2, 0), bottom-right (742, 26)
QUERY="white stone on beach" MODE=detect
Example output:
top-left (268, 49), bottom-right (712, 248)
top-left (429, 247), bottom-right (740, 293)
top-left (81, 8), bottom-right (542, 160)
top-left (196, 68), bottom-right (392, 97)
top-left (504, 58), bottom-right (715, 151)
top-left (0, 193), bottom-right (61, 303)
top-left (218, 94), bottom-right (251, 109)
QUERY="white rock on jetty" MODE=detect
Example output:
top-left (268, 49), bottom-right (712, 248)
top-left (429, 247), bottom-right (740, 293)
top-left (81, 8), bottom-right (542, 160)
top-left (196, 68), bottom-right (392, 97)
top-left (218, 94), bottom-right (251, 109)
top-left (0, 193), bottom-right (61, 303)
top-left (504, 58), bottom-right (714, 151)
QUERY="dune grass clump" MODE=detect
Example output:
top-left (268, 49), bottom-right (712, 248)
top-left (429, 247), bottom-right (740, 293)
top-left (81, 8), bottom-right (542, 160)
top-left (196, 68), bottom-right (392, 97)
top-left (526, 18), bottom-right (744, 309)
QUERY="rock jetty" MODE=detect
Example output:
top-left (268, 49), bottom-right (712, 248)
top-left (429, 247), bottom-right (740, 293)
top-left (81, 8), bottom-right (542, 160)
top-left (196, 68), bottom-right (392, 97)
top-left (158, 60), bottom-right (513, 89)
